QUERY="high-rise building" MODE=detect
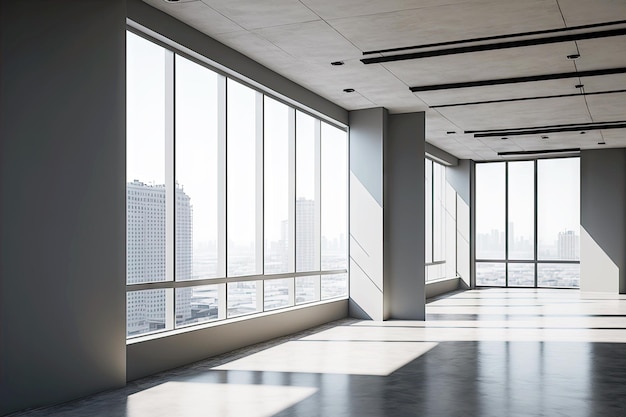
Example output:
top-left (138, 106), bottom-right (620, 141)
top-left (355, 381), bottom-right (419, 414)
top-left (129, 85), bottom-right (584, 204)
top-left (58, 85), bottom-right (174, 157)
top-left (558, 230), bottom-right (579, 260)
top-left (295, 198), bottom-right (315, 271)
top-left (126, 180), bottom-right (193, 336)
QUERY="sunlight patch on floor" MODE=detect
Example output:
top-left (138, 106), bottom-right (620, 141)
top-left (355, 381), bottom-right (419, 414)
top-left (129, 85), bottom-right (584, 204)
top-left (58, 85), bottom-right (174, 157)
top-left (126, 382), bottom-right (317, 417)
top-left (213, 340), bottom-right (438, 376)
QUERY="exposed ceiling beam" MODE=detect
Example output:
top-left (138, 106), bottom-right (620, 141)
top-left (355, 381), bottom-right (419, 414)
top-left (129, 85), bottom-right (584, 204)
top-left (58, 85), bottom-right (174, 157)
top-left (498, 148), bottom-right (580, 156)
top-left (409, 67), bottom-right (626, 92)
top-left (468, 121), bottom-right (626, 137)
top-left (362, 20), bottom-right (626, 56)
top-left (362, 27), bottom-right (626, 64)
top-left (431, 89), bottom-right (626, 108)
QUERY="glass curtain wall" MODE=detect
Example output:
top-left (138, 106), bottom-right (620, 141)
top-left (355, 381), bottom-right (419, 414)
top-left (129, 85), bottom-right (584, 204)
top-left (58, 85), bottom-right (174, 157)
top-left (126, 31), bottom-right (348, 338)
top-left (425, 158), bottom-right (456, 282)
top-left (475, 158), bottom-right (580, 287)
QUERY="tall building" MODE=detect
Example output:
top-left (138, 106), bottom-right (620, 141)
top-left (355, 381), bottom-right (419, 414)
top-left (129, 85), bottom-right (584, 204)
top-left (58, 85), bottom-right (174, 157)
top-left (126, 180), bottom-right (193, 336)
top-left (295, 198), bottom-right (315, 271)
top-left (558, 230), bottom-right (580, 260)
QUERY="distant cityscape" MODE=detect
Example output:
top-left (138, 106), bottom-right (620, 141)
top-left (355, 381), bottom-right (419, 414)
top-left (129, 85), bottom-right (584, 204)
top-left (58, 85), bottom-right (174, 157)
top-left (127, 180), bottom-right (347, 337)
top-left (477, 224), bottom-right (580, 260)
top-left (476, 224), bottom-right (580, 287)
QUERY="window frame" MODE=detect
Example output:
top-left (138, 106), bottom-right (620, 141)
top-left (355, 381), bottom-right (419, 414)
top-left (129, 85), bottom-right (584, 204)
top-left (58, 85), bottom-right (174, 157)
top-left (126, 27), bottom-right (348, 341)
top-left (474, 156), bottom-right (580, 288)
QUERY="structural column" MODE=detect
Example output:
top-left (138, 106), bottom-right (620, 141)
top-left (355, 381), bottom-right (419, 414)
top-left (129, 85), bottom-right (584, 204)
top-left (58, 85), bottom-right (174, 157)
top-left (349, 109), bottom-right (425, 320)
top-left (580, 149), bottom-right (626, 294)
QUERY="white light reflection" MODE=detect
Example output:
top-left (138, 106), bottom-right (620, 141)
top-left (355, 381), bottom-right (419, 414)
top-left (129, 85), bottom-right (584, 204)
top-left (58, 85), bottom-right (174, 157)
top-left (320, 289), bottom-right (626, 343)
top-left (126, 382), bottom-right (317, 417)
top-left (213, 340), bottom-right (437, 376)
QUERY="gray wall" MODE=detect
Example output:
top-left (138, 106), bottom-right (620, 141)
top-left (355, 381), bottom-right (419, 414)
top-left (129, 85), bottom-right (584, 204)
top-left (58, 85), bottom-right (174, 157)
top-left (0, 1), bottom-right (348, 414)
top-left (447, 160), bottom-right (471, 286)
top-left (0, 1), bottom-right (127, 414)
top-left (425, 278), bottom-right (462, 299)
top-left (580, 149), bottom-right (626, 293)
top-left (384, 113), bottom-right (426, 319)
top-left (447, 159), bottom-right (471, 206)
top-left (128, 300), bottom-right (348, 380)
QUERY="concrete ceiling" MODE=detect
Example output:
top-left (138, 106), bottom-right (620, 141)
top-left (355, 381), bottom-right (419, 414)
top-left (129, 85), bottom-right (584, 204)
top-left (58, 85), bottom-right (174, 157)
top-left (143, 0), bottom-right (626, 160)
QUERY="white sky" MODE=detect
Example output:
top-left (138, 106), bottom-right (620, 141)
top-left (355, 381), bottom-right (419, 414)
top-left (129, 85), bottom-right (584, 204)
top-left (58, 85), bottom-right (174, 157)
top-left (476, 158), bottom-right (580, 242)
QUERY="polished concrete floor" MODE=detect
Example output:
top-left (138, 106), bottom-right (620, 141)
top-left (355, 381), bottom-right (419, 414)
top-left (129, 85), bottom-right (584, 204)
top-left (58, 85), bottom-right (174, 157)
top-left (11, 288), bottom-right (626, 416)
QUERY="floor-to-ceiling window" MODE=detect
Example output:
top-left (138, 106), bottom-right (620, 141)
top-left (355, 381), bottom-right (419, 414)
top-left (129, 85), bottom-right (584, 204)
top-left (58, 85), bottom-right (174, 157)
top-left (126, 30), bottom-right (348, 339)
top-left (425, 158), bottom-right (458, 282)
top-left (475, 157), bottom-right (580, 287)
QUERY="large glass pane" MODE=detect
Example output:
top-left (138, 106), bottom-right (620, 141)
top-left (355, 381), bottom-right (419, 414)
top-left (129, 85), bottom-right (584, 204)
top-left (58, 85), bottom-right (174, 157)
top-left (126, 289), bottom-right (170, 338)
top-left (476, 163), bottom-right (506, 260)
top-left (227, 280), bottom-right (262, 317)
top-left (321, 273), bottom-right (348, 299)
top-left (296, 275), bottom-right (320, 304)
top-left (507, 263), bottom-right (535, 287)
top-left (508, 161), bottom-right (535, 260)
top-left (321, 123), bottom-right (347, 270)
top-left (295, 111), bottom-right (319, 272)
top-left (537, 158), bottom-right (580, 260)
top-left (433, 162), bottom-right (446, 261)
top-left (227, 80), bottom-right (261, 276)
top-left (476, 262), bottom-right (506, 286)
top-left (176, 284), bottom-right (223, 327)
top-left (537, 263), bottom-right (579, 287)
top-left (426, 263), bottom-right (446, 282)
top-left (264, 278), bottom-right (293, 311)
top-left (425, 160), bottom-right (433, 264)
top-left (264, 97), bottom-right (292, 274)
top-left (175, 55), bottom-right (221, 281)
top-left (126, 32), bottom-right (168, 285)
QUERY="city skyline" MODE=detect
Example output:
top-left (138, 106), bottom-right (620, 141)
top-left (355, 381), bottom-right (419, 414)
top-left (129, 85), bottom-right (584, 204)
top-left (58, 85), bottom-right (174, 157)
top-left (126, 180), bottom-right (347, 337)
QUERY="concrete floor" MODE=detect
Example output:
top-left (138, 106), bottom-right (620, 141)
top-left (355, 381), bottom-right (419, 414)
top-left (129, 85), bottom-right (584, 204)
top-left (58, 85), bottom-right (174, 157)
top-left (10, 288), bottom-right (626, 416)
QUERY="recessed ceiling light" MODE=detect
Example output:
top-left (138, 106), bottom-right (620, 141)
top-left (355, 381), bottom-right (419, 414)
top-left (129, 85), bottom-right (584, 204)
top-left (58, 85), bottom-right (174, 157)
top-left (575, 84), bottom-right (584, 89)
top-left (501, 137), bottom-right (508, 140)
top-left (598, 141), bottom-right (606, 145)
top-left (446, 131), bottom-right (456, 135)
top-left (541, 135), bottom-right (549, 139)
top-left (567, 54), bottom-right (580, 60)
top-left (343, 88), bottom-right (355, 93)
top-left (580, 131), bottom-right (586, 135)
top-left (331, 61), bottom-right (345, 66)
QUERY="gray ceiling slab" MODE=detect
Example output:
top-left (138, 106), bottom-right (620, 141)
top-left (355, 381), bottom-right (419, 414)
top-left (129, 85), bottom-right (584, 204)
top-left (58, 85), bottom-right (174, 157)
top-left (558, 0), bottom-right (626, 26)
top-left (600, 129), bottom-right (626, 147)
top-left (428, 137), bottom-right (479, 159)
top-left (200, 0), bottom-right (320, 30)
top-left (141, 0), bottom-right (626, 160)
top-left (425, 109), bottom-right (463, 133)
top-left (579, 73), bottom-right (626, 93)
top-left (415, 79), bottom-right (581, 107)
top-left (585, 92), bottom-right (626, 123)
top-left (142, 0), bottom-right (243, 35)
top-left (301, 0), bottom-right (473, 21)
top-left (253, 20), bottom-right (362, 62)
top-left (327, 0), bottom-right (564, 52)
top-left (435, 96), bottom-right (593, 131)
top-left (575, 37), bottom-right (626, 71)
top-left (217, 30), bottom-right (295, 67)
top-left (509, 131), bottom-right (603, 150)
top-left (383, 42), bottom-right (577, 87)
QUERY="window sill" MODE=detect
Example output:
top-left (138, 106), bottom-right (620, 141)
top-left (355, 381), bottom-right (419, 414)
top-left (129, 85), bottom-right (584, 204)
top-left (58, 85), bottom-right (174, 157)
top-left (126, 296), bottom-right (348, 345)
